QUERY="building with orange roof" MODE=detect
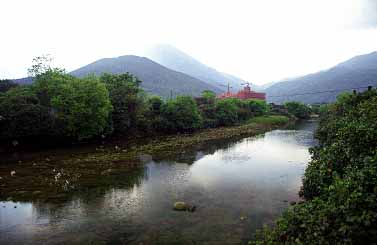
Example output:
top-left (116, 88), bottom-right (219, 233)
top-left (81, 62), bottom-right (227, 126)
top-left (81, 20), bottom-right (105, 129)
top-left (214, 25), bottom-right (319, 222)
top-left (218, 84), bottom-right (266, 100)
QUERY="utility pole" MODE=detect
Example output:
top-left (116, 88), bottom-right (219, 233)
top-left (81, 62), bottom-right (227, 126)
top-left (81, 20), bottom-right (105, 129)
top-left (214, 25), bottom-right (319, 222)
top-left (220, 82), bottom-right (233, 93)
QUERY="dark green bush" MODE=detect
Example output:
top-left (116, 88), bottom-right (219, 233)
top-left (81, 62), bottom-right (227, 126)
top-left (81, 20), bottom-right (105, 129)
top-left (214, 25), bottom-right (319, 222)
top-left (50, 75), bottom-right (112, 140)
top-left (0, 86), bottom-right (54, 139)
top-left (252, 89), bottom-right (377, 244)
top-left (245, 99), bottom-right (269, 117)
top-left (284, 101), bottom-right (311, 119)
top-left (162, 96), bottom-right (203, 132)
top-left (100, 73), bottom-right (143, 134)
top-left (214, 99), bottom-right (239, 126)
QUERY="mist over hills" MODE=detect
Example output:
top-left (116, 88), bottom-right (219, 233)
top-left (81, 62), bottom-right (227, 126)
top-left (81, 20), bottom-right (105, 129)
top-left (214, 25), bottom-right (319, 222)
top-left (70, 55), bottom-right (221, 98)
top-left (9, 48), bottom-right (377, 103)
top-left (265, 51), bottom-right (377, 104)
top-left (145, 44), bottom-right (259, 91)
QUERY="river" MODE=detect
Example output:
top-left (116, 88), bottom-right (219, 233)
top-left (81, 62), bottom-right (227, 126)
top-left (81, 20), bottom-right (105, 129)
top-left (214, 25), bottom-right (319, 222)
top-left (0, 120), bottom-right (317, 244)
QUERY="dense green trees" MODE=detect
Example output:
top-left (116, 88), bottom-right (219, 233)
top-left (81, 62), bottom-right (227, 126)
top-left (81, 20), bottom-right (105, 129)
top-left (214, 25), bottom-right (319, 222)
top-left (100, 73), bottom-right (143, 134)
top-left (253, 89), bottom-right (377, 244)
top-left (162, 96), bottom-right (203, 132)
top-left (0, 65), bottom-right (273, 143)
top-left (0, 70), bottom-right (113, 141)
top-left (214, 99), bottom-right (239, 126)
top-left (0, 86), bottom-right (54, 139)
top-left (284, 101), bottom-right (311, 119)
top-left (50, 76), bottom-right (112, 140)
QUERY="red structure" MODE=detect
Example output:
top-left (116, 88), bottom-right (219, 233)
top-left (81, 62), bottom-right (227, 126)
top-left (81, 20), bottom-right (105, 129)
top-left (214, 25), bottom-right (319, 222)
top-left (218, 84), bottom-right (266, 100)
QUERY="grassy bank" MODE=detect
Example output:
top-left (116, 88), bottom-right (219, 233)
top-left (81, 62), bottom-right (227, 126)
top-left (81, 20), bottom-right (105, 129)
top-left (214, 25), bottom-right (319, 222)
top-left (0, 115), bottom-right (291, 202)
top-left (246, 115), bottom-right (290, 125)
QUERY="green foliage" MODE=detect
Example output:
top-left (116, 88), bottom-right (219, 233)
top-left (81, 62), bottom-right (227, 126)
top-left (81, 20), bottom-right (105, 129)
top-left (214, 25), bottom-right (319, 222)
top-left (32, 68), bottom-right (73, 107)
top-left (138, 96), bottom-right (166, 132)
top-left (309, 104), bottom-right (321, 115)
top-left (100, 73), bottom-right (143, 134)
top-left (214, 99), bottom-right (239, 126)
top-left (213, 98), bottom-right (269, 126)
top-left (162, 96), bottom-right (203, 132)
top-left (245, 99), bottom-right (269, 117)
top-left (201, 90), bottom-right (216, 101)
top-left (0, 57), bottom-right (279, 142)
top-left (247, 115), bottom-right (289, 125)
top-left (252, 89), bottom-right (377, 244)
top-left (0, 86), bottom-right (54, 139)
top-left (51, 76), bottom-right (112, 140)
top-left (27, 54), bottom-right (53, 77)
top-left (302, 89), bottom-right (377, 199)
top-left (1, 68), bottom-right (113, 141)
top-left (284, 101), bottom-right (311, 119)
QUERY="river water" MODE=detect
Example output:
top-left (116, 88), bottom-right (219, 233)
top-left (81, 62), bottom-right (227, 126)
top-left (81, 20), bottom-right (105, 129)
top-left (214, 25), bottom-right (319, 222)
top-left (0, 120), bottom-right (317, 244)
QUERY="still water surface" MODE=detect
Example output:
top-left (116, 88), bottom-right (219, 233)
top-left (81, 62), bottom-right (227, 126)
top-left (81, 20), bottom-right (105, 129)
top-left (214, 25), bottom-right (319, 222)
top-left (0, 121), bottom-right (317, 244)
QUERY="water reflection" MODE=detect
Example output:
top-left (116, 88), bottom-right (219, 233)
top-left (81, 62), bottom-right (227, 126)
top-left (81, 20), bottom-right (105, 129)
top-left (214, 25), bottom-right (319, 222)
top-left (0, 120), bottom-right (317, 244)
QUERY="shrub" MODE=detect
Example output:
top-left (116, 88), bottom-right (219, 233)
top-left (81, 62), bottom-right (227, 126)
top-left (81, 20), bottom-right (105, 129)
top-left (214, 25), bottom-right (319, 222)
top-left (51, 76), bottom-right (112, 140)
top-left (214, 99), bottom-right (239, 126)
top-left (100, 73), bottom-right (143, 134)
top-left (246, 99), bottom-right (269, 117)
top-left (0, 86), bottom-right (54, 139)
top-left (252, 88), bottom-right (377, 244)
top-left (162, 96), bottom-right (203, 132)
top-left (284, 101), bottom-right (311, 119)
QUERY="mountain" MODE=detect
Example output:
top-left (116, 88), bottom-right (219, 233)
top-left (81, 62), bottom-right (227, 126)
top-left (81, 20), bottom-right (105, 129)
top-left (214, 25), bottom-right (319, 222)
top-left (12, 77), bottom-right (33, 84)
top-left (145, 44), bottom-right (258, 91)
top-left (258, 81), bottom-right (279, 90)
top-left (265, 51), bottom-right (377, 104)
top-left (70, 55), bottom-right (221, 98)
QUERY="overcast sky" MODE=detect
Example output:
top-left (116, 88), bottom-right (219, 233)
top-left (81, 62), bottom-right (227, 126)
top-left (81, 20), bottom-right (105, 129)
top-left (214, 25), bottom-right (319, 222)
top-left (1, 0), bottom-right (377, 84)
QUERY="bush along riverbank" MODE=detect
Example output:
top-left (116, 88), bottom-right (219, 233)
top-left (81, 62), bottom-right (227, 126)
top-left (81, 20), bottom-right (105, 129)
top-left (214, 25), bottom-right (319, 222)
top-left (251, 88), bottom-right (377, 244)
top-left (0, 114), bottom-right (291, 203)
top-left (0, 58), bottom-right (313, 152)
top-left (0, 63), bottom-right (276, 149)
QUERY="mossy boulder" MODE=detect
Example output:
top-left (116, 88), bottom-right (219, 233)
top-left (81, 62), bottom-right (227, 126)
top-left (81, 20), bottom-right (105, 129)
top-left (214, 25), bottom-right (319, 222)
top-left (173, 201), bottom-right (196, 212)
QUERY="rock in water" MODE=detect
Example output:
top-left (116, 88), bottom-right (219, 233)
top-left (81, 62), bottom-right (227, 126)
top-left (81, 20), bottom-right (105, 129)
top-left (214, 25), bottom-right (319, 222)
top-left (173, 202), bottom-right (196, 212)
top-left (173, 202), bottom-right (186, 211)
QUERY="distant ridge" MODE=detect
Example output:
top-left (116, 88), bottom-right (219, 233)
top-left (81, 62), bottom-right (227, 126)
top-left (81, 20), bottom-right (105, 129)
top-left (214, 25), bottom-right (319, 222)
top-left (265, 51), bottom-right (377, 104)
top-left (145, 44), bottom-right (261, 91)
top-left (70, 55), bottom-right (222, 98)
